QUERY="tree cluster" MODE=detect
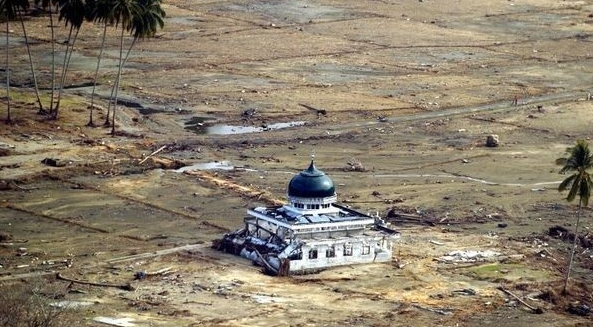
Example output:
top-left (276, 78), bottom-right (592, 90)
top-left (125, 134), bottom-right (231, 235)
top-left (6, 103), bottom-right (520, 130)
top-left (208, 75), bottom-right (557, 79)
top-left (0, 0), bottom-right (165, 134)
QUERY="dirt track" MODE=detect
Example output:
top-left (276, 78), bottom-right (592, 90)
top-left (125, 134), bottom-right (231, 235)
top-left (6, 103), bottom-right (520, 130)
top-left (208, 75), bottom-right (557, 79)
top-left (1, 0), bottom-right (593, 326)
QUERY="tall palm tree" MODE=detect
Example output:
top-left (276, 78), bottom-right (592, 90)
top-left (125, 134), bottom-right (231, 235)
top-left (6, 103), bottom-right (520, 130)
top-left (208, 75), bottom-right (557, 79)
top-left (86, 0), bottom-right (113, 126)
top-left (1, 0), bottom-right (18, 122)
top-left (103, 0), bottom-right (135, 128)
top-left (0, 0), bottom-right (28, 123)
top-left (52, 0), bottom-right (85, 119)
top-left (34, 0), bottom-right (58, 114)
top-left (110, 0), bottom-right (164, 135)
top-left (16, 0), bottom-right (45, 113)
top-left (556, 139), bottom-right (593, 294)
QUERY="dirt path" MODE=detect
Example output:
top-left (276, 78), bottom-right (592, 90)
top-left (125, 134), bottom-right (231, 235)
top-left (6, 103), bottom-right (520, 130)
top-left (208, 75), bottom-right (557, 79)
top-left (325, 90), bottom-right (587, 134)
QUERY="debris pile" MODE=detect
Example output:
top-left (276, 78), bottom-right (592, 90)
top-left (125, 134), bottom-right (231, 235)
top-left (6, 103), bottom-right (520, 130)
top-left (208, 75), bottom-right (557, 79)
top-left (485, 134), bottom-right (500, 147)
top-left (548, 225), bottom-right (592, 249)
top-left (344, 158), bottom-right (366, 172)
top-left (437, 250), bottom-right (501, 263)
top-left (567, 302), bottom-right (591, 316)
top-left (0, 231), bottom-right (13, 242)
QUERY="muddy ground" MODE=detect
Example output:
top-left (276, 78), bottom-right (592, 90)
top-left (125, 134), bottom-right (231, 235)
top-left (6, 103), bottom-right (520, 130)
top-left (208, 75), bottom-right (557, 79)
top-left (1, 0), bottom-right (593, 326)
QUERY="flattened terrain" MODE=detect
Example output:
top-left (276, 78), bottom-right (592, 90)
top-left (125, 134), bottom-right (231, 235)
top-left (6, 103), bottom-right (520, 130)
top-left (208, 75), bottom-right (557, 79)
top-left (1, 0), bottom-right (592, 326)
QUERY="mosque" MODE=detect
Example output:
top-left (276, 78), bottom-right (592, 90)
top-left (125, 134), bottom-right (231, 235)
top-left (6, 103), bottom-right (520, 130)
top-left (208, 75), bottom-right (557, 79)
top-left (216, 160), bottom-right (399, 275)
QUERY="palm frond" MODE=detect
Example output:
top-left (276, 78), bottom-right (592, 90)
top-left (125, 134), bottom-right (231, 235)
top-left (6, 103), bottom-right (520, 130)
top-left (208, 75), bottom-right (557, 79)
top-left (556, 157), bottom-right (568, 166)
top-left (558, 174), bottom-right (577, 192)
top-left (567, 178), bottom-right (580, 202)
top-left (580, 173), bottom-right (592, 207)
top-left (558, 141), bottom-right (593, 205)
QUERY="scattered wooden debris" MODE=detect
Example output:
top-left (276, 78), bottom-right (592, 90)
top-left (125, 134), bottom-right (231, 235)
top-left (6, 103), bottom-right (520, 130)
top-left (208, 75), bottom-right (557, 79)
top-left (41, 158), bottom-right (70, 167)
top-left (385, 208), bottom-right (454, 226)
top-left (134, 267), bottom-right (175, 280)
top-left (139, 145), bottom-right (167, 164)
top-left (549, 225), bottom-right (592, 249)
top-left (486, 134), bottom-right (500, 147)
top-left (299, 103), bottom-right (327, 117)
top-left (412, 303), bottom-right (453, 315)
top-left (567, 302), bottom-right (591, 316)
top-left (57, 273), bottom-right (135, 291)
top-left (345, 158), bottom-right (365, 172)
top-left (451, 288), bottom-right (477, 296)
top-left (106, 243), bottom-right (208, 264)
top-left (184, 170), bottom-right (283, 206)
top-left (144, 157), bottom-right (186, 169)
top-left (498, 285), bottom-right (544, 314)
top-left (437, 250), bottom-right (501, 263)
top-left (242, 108), bottom-right (258, 119)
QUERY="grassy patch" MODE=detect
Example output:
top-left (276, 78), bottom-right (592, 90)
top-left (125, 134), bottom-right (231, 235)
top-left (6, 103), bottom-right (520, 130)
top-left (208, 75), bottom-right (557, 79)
top-left (468, 263), bottom-right (553, 282)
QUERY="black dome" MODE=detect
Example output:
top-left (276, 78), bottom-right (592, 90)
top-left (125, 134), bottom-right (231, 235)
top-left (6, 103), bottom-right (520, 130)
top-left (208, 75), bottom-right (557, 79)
top-left (288, 161), bottom-right (336, 198)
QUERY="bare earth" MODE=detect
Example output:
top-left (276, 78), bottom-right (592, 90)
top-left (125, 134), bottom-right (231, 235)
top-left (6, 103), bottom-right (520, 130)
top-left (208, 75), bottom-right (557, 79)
top-left (1, 0), bottom-right (593, 326)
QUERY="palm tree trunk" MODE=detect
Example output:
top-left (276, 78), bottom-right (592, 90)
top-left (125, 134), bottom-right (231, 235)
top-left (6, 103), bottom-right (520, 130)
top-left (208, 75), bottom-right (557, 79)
top-left (48, 8), bottom-right (56, 114)
top-left (88, 23), bottom-right (107, 127)
top-left (55, 26), bottom-right (80, 118)
top-left (18, 10), bottom-right (44, 113)
top-left (111, 27), bottom-right (126, 135)
top-left (52, 25), bottom-right (74, 119)
top-left (563, 199), bottom-right (582, 294)
top-left (5, 14), bottom-right (11, 123)
top-left (122, 37), bottom-right (136, 66)
top-left (104, 59), bottom-right (121, 126)
top-left (104, 81), bottom-right (113, 126)
top-left (107, 36), bottom-right (136, 131)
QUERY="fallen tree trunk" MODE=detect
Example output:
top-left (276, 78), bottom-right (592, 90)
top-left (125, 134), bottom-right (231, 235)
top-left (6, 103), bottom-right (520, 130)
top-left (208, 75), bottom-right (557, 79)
top-left (57, 272), bottom-right (135, 291)
top-left (498, 285), bottom-right (543, 314)
top-left (139, 145), bottom-right (167, 164)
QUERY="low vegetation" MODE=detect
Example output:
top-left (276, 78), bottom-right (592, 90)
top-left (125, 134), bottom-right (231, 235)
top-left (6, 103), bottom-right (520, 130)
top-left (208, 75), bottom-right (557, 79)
top-left (0, 282), bottom-right (77, 327)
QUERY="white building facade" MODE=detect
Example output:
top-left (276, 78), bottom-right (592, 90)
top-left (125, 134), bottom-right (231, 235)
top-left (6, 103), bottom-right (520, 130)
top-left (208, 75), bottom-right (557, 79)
top-left (216, 160), bottom-right (399, 275)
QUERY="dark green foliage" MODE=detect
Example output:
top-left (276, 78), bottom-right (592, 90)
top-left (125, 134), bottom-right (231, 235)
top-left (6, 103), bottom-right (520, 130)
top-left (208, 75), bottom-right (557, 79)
top-left (556, 139), bottom-right (593, 293)
top-left (557, 140), bottom-right (593, 206)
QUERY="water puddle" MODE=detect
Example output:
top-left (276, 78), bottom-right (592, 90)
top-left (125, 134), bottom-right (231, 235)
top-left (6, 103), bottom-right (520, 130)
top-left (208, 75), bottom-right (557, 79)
top-left (184, 116), bottom-right (216, 134)
top-left (93, 317), bottom-right (136, 327)
top-left (207, 121), bottom-right (306, 135)
top-left (184, 117), bottom-right (305, 135)
top-left (175, 161), bottom-right (235, 172)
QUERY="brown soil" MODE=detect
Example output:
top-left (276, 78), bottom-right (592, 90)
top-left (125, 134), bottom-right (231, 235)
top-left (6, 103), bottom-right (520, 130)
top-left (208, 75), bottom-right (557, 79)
top-left (1, 0), bottom-right (593, 326)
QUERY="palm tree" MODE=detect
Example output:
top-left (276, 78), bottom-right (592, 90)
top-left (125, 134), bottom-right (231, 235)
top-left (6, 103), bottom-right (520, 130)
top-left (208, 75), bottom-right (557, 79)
top-left (85, 0), bottom-right (113, 126)
top-left (103, 0), bottom-right (135, 128)
top-left (52, 0), bottom-right (86, 119)
top-left (16, 0), bottom-right (45, 113)
top-left (556, 139), bottom-right (593, 294)
top-left (34, 0), bottom-right (58, 114)
top-left (1, 0), bottom-right (18, 122)
top-left (110, 0), bottom-right (164, 135)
